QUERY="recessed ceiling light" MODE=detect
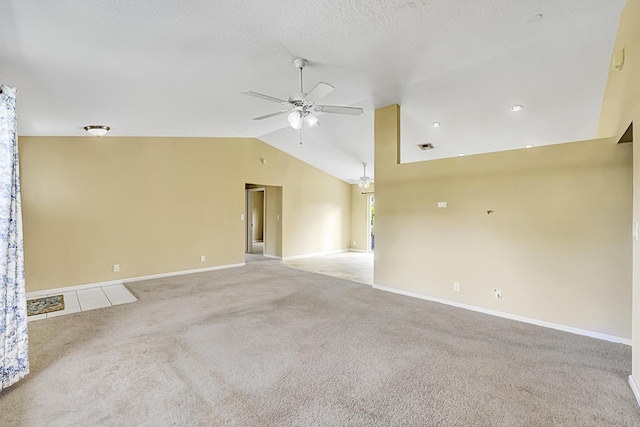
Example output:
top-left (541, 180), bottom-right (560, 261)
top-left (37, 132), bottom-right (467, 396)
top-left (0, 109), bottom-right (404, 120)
top-left (524, 14), bottom-right (543, 24)
top-left (511, 105), bottom-right (524, 112)
top-left (84, 125), bottom-right (110, 137)
top-left (458, 153), bottom-right (465, 157)
top-left (525, 144), bottom-right (534, 148)
top-left (432, 122), bottom-right (441, 128)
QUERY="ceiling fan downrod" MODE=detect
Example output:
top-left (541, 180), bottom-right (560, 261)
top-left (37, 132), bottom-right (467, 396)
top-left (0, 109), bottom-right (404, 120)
top-left (293, 58), bottom-right (307, 94)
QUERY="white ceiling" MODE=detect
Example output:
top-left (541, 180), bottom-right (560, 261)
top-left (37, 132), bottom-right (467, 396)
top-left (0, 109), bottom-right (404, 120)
top-left (0, 0), bottom-right (625, 182)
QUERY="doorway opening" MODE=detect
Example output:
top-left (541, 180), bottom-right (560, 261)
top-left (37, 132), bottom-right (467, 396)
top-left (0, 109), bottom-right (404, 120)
top-left (368, 195), bottom-right (375, 252)
top-left (245, 184), bottom-right (283, 260)
top-left (246, 187), bottom-right (265, 254)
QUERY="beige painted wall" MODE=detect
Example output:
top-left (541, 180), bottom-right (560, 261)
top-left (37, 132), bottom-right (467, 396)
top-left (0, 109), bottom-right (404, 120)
top-left (375, 104), bottom-right (632, 339)
top-left (19, 136), bottom-right (350, 292)
top-left (350, 183), bottom-right (374, 251)
top-left (599, 0), bottom-right (640, 374)
top-left (252, 191), bottom-right (264, 241)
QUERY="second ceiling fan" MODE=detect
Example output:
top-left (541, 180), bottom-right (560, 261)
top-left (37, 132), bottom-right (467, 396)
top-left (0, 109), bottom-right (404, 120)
top-left (242, 58), bottom-right (363, 143)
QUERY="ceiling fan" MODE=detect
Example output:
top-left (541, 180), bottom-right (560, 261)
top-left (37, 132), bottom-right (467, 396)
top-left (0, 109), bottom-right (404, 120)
top-left (242, 58), bottom-right (364, 144)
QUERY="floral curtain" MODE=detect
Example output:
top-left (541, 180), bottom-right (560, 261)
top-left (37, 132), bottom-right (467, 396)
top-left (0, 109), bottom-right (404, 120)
top-left (0, 85), bottom-right (28, 391)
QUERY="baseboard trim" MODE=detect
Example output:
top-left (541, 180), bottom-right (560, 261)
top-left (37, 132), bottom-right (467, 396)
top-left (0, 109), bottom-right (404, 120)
top-left (630, 376), bottom-right (640, 407)
top-left (282, 249), bottom-right (348, 261)
top-left (26, 262), bottom-right (246, 298)
top-left (263, 254), bottom-right (282, 260)
top-left (348, 248), bottom-right (367, 253)
top-left (372, 284), bottom-right (631, 346)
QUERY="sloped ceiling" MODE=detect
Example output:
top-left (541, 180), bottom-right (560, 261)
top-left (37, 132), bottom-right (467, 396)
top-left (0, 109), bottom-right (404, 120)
top-left (0, 0), bottom-right (625, 182)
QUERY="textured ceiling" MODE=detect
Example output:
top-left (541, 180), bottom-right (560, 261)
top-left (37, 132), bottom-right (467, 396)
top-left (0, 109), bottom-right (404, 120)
top-left (0, 0), bottom-right (625, 182)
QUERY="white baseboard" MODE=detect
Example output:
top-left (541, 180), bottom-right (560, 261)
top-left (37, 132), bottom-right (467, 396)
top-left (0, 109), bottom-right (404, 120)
top-left (263, 254), bottom-right (282, 260)
top-left (630, 376), bottom-right (640, 408)
top-left (348, 248), bottom-right (368, 253)
top-left (26, 262), bottom-right (246, 298)
top-left (282, 249), bottom-right (349, 261)
top-left (372, 284), bottom-right (631, 346)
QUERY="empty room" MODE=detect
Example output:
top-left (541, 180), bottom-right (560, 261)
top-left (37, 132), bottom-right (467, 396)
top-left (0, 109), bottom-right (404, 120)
top-left (2, 0), bottom-right (640, 425)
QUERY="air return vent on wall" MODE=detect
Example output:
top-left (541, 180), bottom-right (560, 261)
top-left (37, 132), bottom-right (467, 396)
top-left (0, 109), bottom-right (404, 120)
top-left (418, 143), bottom-right (434, 151)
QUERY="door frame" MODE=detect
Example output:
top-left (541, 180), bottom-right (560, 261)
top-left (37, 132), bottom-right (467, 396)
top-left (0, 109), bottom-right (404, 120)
top-left (246, 187), bottom-right (265, 253)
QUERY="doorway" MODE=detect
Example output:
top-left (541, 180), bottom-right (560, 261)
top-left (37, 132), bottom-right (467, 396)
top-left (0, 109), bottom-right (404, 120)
top-left (368, 195), bottom-right (375, 252)
top-left (246, 187), bottom-right (265, 254)
top-left (245, 184), bottom-right (283, 260)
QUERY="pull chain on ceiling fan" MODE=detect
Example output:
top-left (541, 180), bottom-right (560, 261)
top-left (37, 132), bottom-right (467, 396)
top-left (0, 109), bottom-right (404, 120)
top-left (242, 58), bottom-right (364, 144)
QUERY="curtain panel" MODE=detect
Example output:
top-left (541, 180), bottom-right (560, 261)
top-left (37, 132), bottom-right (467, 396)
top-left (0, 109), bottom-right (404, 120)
top-left (0, 85), bottom-right (29, 391)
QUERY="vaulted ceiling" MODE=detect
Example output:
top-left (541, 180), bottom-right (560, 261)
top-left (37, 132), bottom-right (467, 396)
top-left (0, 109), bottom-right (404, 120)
top-left (0, 0), bottom-right (625, 182)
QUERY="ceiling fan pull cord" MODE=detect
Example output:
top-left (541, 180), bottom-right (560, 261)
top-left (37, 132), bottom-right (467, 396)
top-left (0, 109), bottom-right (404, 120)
top-left (300, 121), bottom-right (304, 145)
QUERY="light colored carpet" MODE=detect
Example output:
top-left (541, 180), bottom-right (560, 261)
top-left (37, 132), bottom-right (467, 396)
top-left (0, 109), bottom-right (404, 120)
top-left (1, 259), bottom-right (638, 426)
top-left (282, 251), bottom-right (374, 285)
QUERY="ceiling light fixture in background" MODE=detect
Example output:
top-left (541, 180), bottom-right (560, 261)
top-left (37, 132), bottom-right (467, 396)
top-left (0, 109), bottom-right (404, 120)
top-left (511, 105), bottom-right (524, 112)
top-left (458, 153), bottom-right (465, 157)
top-left (525, 144), bottom-right (534, 148)
top-left (358, 162), bottom-right (371, 188)
top-left (84, 125), bottom-right (110, 137)
top-left (432, 122), bottom-right (441, 128)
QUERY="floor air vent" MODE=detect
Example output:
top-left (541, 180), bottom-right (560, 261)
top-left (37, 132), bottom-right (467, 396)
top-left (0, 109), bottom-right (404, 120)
top-left (418, 143), bottom-right (434, 151)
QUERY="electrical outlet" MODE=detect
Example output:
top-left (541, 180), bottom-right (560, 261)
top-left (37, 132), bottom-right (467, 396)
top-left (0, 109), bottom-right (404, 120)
top-left (200, 255), bottom-right (206, 262)
top-left (453, 282), bottom-right (460, 292)
top-left (494, 289), bottom-right (502, 299)
top-left (113, 264), bottom-right (120, 273)
top-left (240, 214), bottom-right (245, 220)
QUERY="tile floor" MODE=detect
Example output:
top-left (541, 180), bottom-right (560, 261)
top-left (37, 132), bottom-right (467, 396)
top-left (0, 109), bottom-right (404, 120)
top-left (280, 251), bottom-right (374, 285)
top-left (27, 284), bottom-right (137, 321)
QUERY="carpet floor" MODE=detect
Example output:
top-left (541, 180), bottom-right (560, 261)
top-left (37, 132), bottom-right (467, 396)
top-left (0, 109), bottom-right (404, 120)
top-left (1, 259), bottom-right (639, 426)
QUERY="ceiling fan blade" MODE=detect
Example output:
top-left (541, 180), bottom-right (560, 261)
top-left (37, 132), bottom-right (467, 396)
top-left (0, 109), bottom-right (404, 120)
top-left (314, 105), bottom-right (364, 116)
top-left (241, 90), bottom-right (290, 105)
top-left (252, 110), bottom-right (291, 120)
top-left (304, 82), bottom-right (334, 103)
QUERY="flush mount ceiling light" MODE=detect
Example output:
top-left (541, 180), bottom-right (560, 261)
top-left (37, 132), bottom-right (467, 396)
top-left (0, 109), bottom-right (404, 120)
top-left (83, 125), bottom-right (110, 137)
top-left (510, 105), bottom-right (524, 112)
top-left (358, 162), bottom-right (371, 188)
top-left (432, 122), bottom-right (441, 128)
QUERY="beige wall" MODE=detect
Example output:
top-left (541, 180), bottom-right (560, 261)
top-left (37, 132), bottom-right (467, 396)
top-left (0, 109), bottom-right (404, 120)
top-left (599, 0), bottom-right (640, 374)
top-left (375, 104), bottom-right (632, 339)
top-left (350, 183), bottom-right (374, 251)
top-left (251, 191), bottom-right (264, 241)
top-left (19, 136), bottom-right (350, 292)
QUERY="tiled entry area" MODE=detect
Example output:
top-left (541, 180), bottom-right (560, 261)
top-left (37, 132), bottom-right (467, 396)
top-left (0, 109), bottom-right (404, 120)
top-left (27, 284), bottom-right (137, 321)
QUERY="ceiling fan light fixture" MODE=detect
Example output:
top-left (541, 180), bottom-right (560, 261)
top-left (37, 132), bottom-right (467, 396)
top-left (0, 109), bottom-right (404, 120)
top-left (304, 112), bottom-right (319, 128)
top-left (288, 111), bottom-right (302, 129)
top-left (358, 162), bottom-right (371, 188)
top-left (84, 125), bottom-right (110, 137)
